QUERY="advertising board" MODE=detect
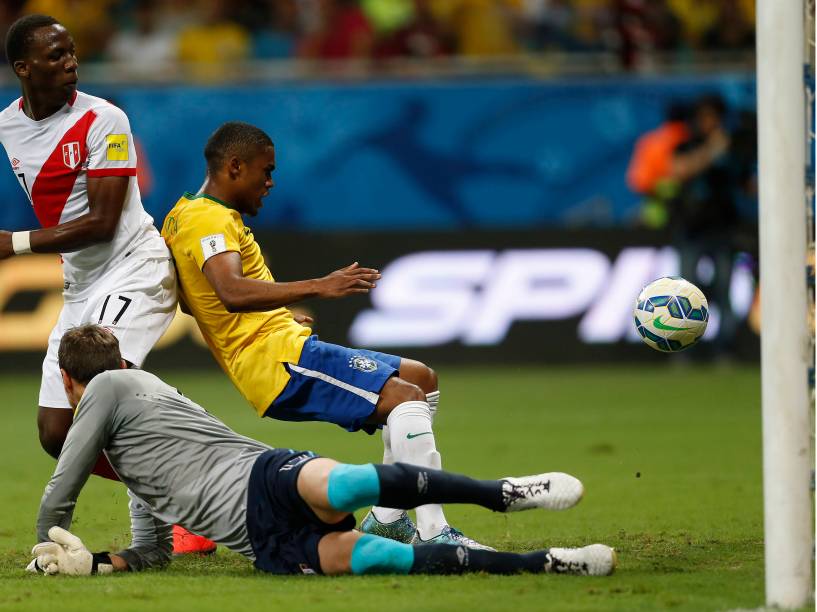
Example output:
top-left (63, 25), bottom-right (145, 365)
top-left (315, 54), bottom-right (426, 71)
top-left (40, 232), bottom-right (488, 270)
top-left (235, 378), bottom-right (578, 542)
top-left (0, 230), bottom-right (757, 370)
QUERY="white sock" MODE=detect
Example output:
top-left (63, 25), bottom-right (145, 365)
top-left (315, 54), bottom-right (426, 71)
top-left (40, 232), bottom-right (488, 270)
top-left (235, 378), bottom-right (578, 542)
top-left (370, 425), bottom-right (405, 524)
top-left (370, 392), bottom-right (441, 525)
top-left (387, 400), bottom-right (448, 540)
top-left (426, 390), bottom-right (440, 421)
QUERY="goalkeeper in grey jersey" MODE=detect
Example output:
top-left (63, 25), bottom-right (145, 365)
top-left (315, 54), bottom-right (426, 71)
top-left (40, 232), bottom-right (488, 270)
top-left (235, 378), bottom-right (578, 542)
top-left (28, 324), bottom-right (615, 577)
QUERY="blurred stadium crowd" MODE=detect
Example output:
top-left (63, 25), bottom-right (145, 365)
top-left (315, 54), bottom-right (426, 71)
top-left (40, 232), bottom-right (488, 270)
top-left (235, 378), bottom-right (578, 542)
top-left (0, 0), bottom-right (755, 74)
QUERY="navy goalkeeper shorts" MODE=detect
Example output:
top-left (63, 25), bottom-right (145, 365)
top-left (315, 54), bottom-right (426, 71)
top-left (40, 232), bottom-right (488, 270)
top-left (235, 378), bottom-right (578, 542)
top-left (245, 448), bottom-right (356, 575)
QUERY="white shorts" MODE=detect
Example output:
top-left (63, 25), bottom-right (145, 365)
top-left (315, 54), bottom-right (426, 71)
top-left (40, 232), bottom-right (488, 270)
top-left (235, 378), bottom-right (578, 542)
top-left (39, 255), bottom-right (177, 409)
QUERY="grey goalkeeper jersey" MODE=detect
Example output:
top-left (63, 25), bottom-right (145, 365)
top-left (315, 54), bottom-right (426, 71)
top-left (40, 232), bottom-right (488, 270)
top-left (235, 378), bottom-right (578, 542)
top-left (36, 369), bottom-right (271, 569)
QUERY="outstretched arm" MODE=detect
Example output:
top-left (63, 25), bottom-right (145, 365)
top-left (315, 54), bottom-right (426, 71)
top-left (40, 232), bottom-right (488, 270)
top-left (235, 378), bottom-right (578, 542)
top-left (36, 381), bottom-right (117, 541)
top-left (202, 252), bottom-right (380, 313)
top-left (32, 385), bottom-right (172, 575)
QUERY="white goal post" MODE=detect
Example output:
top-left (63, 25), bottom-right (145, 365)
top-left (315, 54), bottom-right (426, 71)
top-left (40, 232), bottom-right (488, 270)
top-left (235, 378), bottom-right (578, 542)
top-left (756, 0), bottom-right (814, 608)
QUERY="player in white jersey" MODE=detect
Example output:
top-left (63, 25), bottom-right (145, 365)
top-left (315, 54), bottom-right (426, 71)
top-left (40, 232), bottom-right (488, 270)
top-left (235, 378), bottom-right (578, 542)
top-left (0, 15), bottom-right (176, 469)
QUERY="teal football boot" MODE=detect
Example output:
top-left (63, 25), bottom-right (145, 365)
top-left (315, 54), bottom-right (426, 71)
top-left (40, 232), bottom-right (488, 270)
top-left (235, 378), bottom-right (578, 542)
top-left (360, 510), bottom-right (417, 544)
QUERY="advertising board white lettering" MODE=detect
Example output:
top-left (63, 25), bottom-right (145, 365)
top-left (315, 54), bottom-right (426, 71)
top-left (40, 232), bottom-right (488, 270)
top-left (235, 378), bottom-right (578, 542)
top-left (349, 247), bottom-right (752, 348)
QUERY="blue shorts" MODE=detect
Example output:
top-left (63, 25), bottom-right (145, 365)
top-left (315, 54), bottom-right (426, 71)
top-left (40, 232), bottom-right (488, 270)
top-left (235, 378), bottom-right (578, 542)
top-left (267, 335), bottom-right (401, 433)
top-left (245, 448), bottom-right (356, 575)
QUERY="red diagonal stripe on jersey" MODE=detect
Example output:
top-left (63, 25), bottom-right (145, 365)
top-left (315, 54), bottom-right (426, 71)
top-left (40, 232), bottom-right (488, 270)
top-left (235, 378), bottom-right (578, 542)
top-left (30, 110), bottom-right (97, 228)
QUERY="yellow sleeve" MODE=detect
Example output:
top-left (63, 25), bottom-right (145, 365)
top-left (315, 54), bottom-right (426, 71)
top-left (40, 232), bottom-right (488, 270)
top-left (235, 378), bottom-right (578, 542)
top-left (186, 209), bottom-right (243, 271)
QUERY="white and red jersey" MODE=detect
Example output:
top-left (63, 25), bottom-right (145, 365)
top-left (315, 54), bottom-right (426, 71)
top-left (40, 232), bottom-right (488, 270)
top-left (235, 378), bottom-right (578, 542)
top-left (0, 90), bottom-right (168, 299)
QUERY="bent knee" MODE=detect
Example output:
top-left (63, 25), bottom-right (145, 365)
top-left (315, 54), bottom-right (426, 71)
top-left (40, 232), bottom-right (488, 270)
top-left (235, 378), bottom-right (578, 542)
top-left (318, 531), bottom-right (362, 575)
top-left (412, 364), bottom-right (438, 395)
top-left (399, 359), bottom-right (438, 394)
top-left (423, 366), bottom-right (438, 394)
top-left (38, 429), bottom-right (66, 459)
top-left (370, 378), bottom-right (427, 424)
top-left (37, 408), bottom-right (73, 459)
top-left (382, 377), bottom-right (426, 408)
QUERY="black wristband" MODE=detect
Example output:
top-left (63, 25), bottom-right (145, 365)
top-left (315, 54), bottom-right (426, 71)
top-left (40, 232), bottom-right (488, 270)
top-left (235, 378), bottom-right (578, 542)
top-left (91, 552), bottom-right (113, 574)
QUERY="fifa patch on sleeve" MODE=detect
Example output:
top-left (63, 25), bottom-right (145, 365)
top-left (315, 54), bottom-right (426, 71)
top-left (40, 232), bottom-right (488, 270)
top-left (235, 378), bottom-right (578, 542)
top-left (200, 233), bottom-right (227, 262)
top-left (105, 134), bottom-right (129, 161)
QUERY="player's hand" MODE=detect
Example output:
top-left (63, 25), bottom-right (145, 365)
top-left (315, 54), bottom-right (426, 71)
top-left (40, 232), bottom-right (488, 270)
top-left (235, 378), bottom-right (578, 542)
top-left (0, 230), bottom-right (13, 260)
top-left (706, 129), bottom-right (730, 160)
top-left (26, 527), bottom-right (113, 576)
top-left (293, 313), bottom-right (314, 326)
top-left (317, 262), bottom-right (381, 298)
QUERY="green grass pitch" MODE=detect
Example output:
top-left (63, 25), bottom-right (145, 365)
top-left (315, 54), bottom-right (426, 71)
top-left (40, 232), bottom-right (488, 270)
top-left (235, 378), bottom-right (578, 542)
top-left (0, 364), bottom-right (791, 611)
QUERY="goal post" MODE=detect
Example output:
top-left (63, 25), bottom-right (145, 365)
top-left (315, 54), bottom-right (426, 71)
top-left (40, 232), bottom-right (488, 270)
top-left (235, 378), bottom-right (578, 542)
top-left (756, 0), bottom-right (814, 608)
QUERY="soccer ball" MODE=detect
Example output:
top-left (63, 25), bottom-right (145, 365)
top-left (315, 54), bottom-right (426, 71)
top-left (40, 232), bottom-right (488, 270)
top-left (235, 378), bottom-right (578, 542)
top-left (633, 277), bottom-right (708, 352)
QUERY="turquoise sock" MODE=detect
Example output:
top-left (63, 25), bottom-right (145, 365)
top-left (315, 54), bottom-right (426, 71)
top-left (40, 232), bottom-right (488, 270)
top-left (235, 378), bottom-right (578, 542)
top-left (326, 463), bottom-right (380, 512)
top-left (350, 534), bottom-right (414, 575)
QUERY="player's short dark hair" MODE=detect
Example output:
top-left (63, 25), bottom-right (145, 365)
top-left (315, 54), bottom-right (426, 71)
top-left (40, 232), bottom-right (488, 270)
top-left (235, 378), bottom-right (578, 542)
top-left (204, 121), bottom-right (273, 174)
top-left (696, 94), bottom-right (727, 118)
top-left (58, 324), bottom-right (122, 385)
top-left (5, 14), bottom-right (60, 66)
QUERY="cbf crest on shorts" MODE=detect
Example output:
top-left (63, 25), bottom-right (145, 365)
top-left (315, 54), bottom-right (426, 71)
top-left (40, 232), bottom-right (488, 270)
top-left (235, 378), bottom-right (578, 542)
top-left (62, 141), bottom-right (81, 169)
top-left (349, 355), bottom-right (378, 373)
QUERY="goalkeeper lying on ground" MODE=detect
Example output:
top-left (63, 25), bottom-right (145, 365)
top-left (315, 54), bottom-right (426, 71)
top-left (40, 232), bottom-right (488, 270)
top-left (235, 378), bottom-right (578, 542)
top-left (27, 324), bottom-right (616, 577)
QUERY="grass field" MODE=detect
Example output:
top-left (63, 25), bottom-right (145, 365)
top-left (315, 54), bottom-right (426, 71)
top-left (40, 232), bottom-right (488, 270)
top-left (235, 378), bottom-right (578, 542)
top-left (0, 363), bottom-right (792, 611)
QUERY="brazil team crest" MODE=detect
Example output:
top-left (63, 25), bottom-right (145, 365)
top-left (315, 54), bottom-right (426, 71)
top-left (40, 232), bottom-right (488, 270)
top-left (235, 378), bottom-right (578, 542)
top-left (349, 355), bottom-right (378, 373)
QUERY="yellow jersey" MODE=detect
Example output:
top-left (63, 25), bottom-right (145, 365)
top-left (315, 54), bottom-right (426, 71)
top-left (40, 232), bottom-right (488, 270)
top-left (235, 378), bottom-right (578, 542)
top-left (161, 192), bottom-right (310, 415)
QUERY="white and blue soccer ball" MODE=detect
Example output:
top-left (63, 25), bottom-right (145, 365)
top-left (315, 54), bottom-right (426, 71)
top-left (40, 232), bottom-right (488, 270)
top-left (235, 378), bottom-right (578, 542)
top-left (634, 277), bottom-right (709, 352)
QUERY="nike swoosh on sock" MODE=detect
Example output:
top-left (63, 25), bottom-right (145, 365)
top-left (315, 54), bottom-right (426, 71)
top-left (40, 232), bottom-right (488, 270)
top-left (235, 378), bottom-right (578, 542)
top-left (406, 432), bottom-right (433, 440)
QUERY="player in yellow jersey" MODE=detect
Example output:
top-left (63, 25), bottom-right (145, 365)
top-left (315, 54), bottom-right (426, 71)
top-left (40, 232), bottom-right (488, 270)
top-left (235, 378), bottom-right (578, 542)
top-left (162, 122), bottom-right (490, 551)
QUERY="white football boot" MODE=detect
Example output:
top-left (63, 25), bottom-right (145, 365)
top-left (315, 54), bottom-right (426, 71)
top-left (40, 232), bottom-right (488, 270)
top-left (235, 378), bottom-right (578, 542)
top-left (501, 473), bottom-right (584, 511)
top-left (545, 544), bottom-right (617, 576)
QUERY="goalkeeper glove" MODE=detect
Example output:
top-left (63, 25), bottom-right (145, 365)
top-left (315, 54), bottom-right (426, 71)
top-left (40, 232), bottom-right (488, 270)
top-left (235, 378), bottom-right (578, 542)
top-left (26, 527), bottom-right (114, 576)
